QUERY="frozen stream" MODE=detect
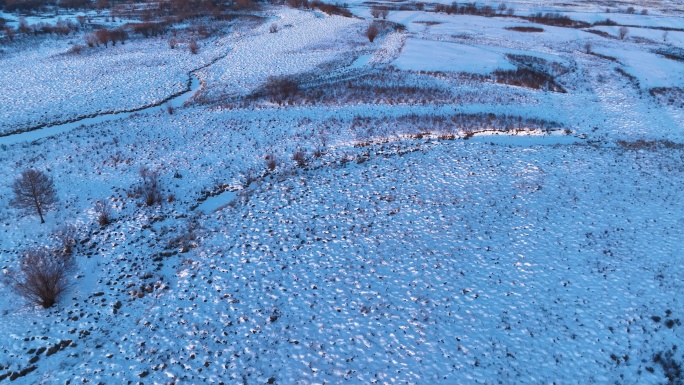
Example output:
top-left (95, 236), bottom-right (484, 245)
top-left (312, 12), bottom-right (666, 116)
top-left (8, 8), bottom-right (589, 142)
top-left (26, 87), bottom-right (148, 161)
top-left (0, 73), bottom-right (202, 146)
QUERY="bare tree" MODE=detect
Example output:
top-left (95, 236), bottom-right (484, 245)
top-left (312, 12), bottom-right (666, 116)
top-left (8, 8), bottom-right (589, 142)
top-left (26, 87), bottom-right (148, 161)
top-left (269, 23), bottom-right (278, 33)
top-left (370, 6), bottom-right (381, 18)
top-left (96, 28), bottom-right (110, 47)
top-left (7, 248), bottom-right (73, 308)
top-left (10, 169), bottom-right (58, 224)
top-left (663, 31), bottom-right (669, 42)
top-left (188, 39), bottom-right (199, 54)
top-left (168, 37), bottom-right (178, 49)
top-left (618, 26), bottom-right (629, 40)
top-left (366, 23), bottom-right (379, 42)
top-left (4, 27), bottom-right (15, 41)
top-left (584, 41), bottom-right (592, 54)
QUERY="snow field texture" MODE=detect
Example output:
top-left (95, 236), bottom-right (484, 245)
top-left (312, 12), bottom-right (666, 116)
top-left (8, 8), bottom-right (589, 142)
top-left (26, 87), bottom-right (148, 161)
top-left (0, 1), bottom-right (683, 384)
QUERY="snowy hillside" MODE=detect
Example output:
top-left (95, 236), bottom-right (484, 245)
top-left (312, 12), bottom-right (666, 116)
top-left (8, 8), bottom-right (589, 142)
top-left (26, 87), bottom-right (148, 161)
top-left (1, 1), bottom-right (683, 384)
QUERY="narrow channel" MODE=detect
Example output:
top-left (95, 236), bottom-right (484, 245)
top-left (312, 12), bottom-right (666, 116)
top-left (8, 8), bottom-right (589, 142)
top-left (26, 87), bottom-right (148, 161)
top-left (0, 73), bottom-right (201, 146)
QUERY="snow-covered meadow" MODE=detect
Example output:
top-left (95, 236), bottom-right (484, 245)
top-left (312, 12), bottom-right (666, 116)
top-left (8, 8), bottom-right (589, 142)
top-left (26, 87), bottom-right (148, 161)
top-left (1, 1), bottom-right (683, 383)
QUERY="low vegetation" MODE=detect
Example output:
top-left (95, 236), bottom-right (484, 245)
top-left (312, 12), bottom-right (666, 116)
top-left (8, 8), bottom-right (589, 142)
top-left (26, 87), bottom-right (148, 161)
top-left (6, 248), bottom-right (74, 308)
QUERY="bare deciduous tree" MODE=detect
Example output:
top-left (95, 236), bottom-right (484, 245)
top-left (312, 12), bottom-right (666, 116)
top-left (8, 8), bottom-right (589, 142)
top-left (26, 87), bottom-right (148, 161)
top-left (95, 28), bottom-right (110, 47)
top-left (618, 26), bottom-right (629, 40)
top-left (7, 248), bottom-right (73, 308)
top-left (188, 39), bottom-right (199, 54)
top-left (366, 23), bottom-right (379, 42)
top-left (10, 169), bottom-right (58, 224)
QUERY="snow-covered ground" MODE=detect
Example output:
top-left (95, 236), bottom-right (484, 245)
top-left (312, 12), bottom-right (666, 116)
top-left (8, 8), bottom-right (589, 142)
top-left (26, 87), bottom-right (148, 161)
top-left (1, 1), bottom-right (684, 384)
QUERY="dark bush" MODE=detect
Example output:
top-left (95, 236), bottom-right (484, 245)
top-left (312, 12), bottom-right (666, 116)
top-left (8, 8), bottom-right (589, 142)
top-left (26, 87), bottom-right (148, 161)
top-left (292, 150), bottom-right (307, 167)
top-left (94, 199), bottom-right (112, 226)
top-left (258, 76), bottom-right (299, 104)
top-left (7, 248), bottom-right (74, 308)
top-left (134, 167), bottom-right (163, 206)
top-left (188, 39), bottom-right (199, 54)
top-left (366, 23), bottom-right (379, 42)
top-left (505, 26), bottom-right (544, 32)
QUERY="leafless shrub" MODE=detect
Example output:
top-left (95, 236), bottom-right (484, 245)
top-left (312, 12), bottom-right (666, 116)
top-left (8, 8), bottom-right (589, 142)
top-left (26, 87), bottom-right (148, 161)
top-left (370, 6), bottom-right (381, 18)
top-left (492, 68), bottom-right (566, 92)
top-left (348, 112), bottom-right (561, 140)
top-left (366, 23), bottom-right (379, 42)
top-left (292, 150), bottom-right (307, 168)
top-left (131, 22), bottom-right (166, 38)
top-left (265, 154), bottom-right (278, 170)
top-left (11, 169), bottom-right (58, 224)
top-left (167, 216), bottom-right (200, 253)
top-left (526, 12), bottom-right (587, 27)
top-left (188, 39), bottom-right (199, 54)
top-left (311, 1), bottom-right (352, 17)
top-left (641, 9), bottom-right (648, 15)
top-left (619, 26), bottom-right (629, 40)
top-left (109, 28), bottom-right (127, 45)
top-left (242, 71), bottom-right (453, 107)
top-left (136, 167), bottom-right (163, 206)
top-left (616, 139), bottom-right (684, 151)
top-left (663, 31), bottom-right (669, 42)
top-left (85, 32), bottom-right (98, 47)
top-left (256, 76), bottom-right (299, 105)
top-left (626, 6), bottom-right (635, 14)
top-left (94, 200), bottom-right (112, 226)
top-left (649, 87), bottom-right (684, 108)
top-left (166, 104), bottom-right (174, 115)
top-left (169, 37), bottom-right (178, 49)
top-left (7, 248), bottom-right (74, 308)
top-left (505, 26), bottom-right (544, 32)
top-left (584, 41), bottom-right (592, 54)
top-left (3, 27), bottom-right (15, 41)
top-left (52, 224), bottom-right (78, 257)
top-left (269, 23), bottom-right (278, 33)
top-left (67, 44), bottom-right (85, 54)
top-left (96, 28), bottom-right (110, 47)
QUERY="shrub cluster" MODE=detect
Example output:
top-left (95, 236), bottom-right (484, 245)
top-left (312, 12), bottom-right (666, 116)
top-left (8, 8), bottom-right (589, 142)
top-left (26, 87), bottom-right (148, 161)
top-left (505, 26), bottom-right (543, 33)
top-left (285, 0), bottom-right (351, 16)
top-left (349, 113), bottom-right (561, 141)
top-left (433, 2), bottom-right (513, 16)
top-left (491, 68), bottom-right (566, 92)
top-left (649, 88), bottom-right (684, 108)
top-left (525, 12), bottom-right (588, 28)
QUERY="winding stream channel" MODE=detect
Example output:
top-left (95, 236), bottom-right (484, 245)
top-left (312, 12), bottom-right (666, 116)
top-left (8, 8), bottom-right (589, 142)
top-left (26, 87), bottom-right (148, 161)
top-left (0, 73), bottom-right (202, 146)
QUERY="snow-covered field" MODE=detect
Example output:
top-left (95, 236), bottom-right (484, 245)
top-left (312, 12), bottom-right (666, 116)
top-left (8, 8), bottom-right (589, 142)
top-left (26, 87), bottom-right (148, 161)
top-left (1, 1), bottom-right (684, 384)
